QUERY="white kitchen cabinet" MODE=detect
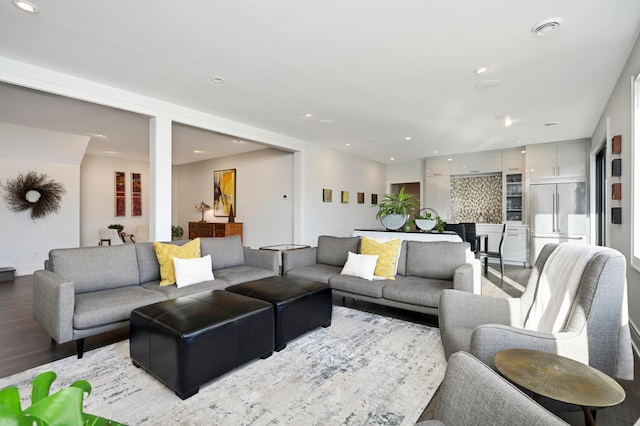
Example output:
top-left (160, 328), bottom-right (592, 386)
top-left (449, 151), bottom-right (501, 175)
top-left (527, 140), bottom-right (586, 180)
top-left (502, 149), bottom-right (526, 173)
top-left (425, 157), bottom-right (450, 176)
top-left (424, 175), bottom-right (451, 220)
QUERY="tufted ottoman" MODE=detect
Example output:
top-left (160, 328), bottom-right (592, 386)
top-left (130, 290), bottom-right (274, 399)
top-left (226, 276), bottom-right (332, 351)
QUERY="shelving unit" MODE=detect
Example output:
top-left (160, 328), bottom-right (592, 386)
top-left (505, 173), bottom-right (523, 222)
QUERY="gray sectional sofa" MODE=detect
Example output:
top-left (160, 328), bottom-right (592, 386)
top-left (32, 236), bottom-right (279, 358)
top-left (283, 235), bottom-right (481, 316)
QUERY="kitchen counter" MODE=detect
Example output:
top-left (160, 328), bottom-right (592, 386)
top-left (352, 229), bottom-right (463, 242)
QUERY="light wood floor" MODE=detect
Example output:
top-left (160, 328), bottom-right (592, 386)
top-left (1, 267), bottom-right (638, 425)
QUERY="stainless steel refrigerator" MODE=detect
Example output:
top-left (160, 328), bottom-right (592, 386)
top-left (529, 182), bottom-right (587, 264)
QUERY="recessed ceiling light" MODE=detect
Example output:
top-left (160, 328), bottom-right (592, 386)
top-left (90, 133), bottom-right (107, 139)
top-left (474, 67), bottom-right (489, 74)
top-left (433, 150), bottom-right (439, 154)
top-left (504, 117), bottom-right (513, 127)
top-left (210, 77), bottom-right (224, 83)
top-left (521, 150), bottom-right (526, 154)
top-left (345, 143), bottom-right (351, 147)
top-left (102, 150), bottom-right (117, 154)
top-left (496, 115), bottom-right (516, 126)
top-left (544, 121), bottom-right (559, 127)
top-left (475, 80), bottom-right (502, 89)
top-left (193, 150), bottom-right (204, 154)
top-left (532, 18), bottom-right (561, 36)
top-left (389, 157), bottom-right (395, 161)
top-left (304, 113), bottom-right (313, 118)
top-left (13, 0), bottom-right (38, 13)
top-left (232, 140), bottom-right (245, 144)
top-left (447, 158), bottom-right (452, 162)
top-left (405, 136), bottom-right (412, 141)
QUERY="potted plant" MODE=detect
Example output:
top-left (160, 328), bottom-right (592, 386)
top-left (414, 208), bottom-right (439, 231)
top-left (108, 224), bottom-right (124, 234)
top-left (0, 370), bottom-right (123, 425)
top-left (171, 225), bottom-right (184, 240)
top-left (375, 187), bottom-right (418, 230)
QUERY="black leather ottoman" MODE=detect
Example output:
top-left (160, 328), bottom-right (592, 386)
top-left (129, 290), bottom-right (274, 399)
top-left (226, 276), bottom-right (332, 351)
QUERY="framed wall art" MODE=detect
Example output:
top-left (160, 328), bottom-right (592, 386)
top-left (341, 191), bottom-right (349, 204)
top-left (357, 192), bottom-right (365, 204)
top-left (371, 194), bottom-right (378, 205)
top-left (214, 168), bottom-right (236, 217)
top-left (323, 188), bottom-right (332, 202)
top-left (114, 171), bottom-right (125, 217)
top-left (131, 172), bottom-right (142, 216)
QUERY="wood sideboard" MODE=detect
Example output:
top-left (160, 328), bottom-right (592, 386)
top-left (188, 222), bottom-right (243, 241)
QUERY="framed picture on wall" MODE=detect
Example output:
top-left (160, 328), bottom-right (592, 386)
top-left (323, 188), bottom-right (332, 202)
top-left (131, 172), bottom-right (142, 216)
top-left (214, 168), bottom-right (236, 217)
top-left (341, 191), bottom-right (349, 204)
top-left (357, 192), bottom-right (365, 204)
top-left (114, 171), bottom-right (126, 217)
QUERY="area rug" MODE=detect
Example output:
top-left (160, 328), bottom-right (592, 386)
top-left (0, 306), bottom-right (446, 425)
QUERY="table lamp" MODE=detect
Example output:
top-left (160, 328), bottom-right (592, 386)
top-left (195, 201), bottom-right (211, 222)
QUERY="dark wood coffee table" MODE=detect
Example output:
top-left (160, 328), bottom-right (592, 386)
top-left (494, 349), bottom-right (625, 426)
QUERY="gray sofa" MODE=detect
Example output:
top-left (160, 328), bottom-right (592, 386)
top-left (283, 235), bottom-right (480, 316)
top-left (32, 236), bottom-right (279, 358)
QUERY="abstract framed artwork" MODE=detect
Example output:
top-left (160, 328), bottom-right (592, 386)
top-left (371, 194), bottom-right (378, 205)
top-left (214, 168), bottom-right (236, 217)
top-left (357, 192), bottom-right (365, 204)
top-left (131, 172), bottom-right (142, 216)
top-left (323, 188), bottom-right (332, 202)
top-left (341, 191), bottom-right (349, 204)
top-left (114, 171), bottom-right (125, 217)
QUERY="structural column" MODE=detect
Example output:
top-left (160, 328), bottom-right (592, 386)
top-left (150, 116), bottom-right (172, 241)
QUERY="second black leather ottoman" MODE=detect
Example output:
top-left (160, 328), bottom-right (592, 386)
top-left (226, 276), bottom-right (332, 351)
top-left (130, 290), bottom-right (274, 399)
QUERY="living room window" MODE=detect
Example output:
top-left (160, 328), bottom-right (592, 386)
top-left (632, 73), bottom-right (640, 271)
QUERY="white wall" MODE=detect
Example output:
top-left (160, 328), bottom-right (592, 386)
top-left (173, 148), bottom-right (295, 249)
top-left (302, 144), bottom-right (387, 245)
top-left (80, 154), bottom-right (150, 247)
top-left (591, 33), bottom-right (640, 349)
top-left (386, 159), bottom-right (424, 194)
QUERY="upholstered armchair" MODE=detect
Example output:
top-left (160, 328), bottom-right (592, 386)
top-left (439, 243), bottom-right (633, 412)
top-left (415, 351), bottom-right (567, 426)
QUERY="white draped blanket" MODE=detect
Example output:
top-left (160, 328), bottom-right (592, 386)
top-left (0, 306), bottom-right (446, 426)
top-left (524, 243), bottom-right (602, 332)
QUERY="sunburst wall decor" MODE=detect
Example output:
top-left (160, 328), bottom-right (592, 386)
top-left (1, 170), bottom-right (66, 220)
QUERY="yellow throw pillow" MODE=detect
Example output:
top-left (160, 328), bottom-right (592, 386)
top-left (154, 238), bottom-right (201, 287)
top-left (360, 237), bottom-right (402, 280)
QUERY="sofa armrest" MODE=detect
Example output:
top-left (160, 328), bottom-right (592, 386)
top-left (452, 258), bottom-right (481, 294)
top-left (32, 269), bottom-right (75, 344)
top-left (439, 289), bottom-right (520, 331)
top-left (243, 248), bottom-right (279, 275)
top-left (282, 247), bottom-right (318, 274)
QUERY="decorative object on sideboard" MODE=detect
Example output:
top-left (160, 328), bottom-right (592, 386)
top-left (131, 172), bottom-right (142, 216)
top-left (195, 201), bottom-right (211, 222)
top-left (612, 183), bottom-right (622, 200)
top-left (1, 170), bottom-right (66, 220)
top-left (214, 168), bottom-right (236, 217)
top-left (323, 188), bottom-right (332, 202)
top-left (114, 171), bottom-right (125, 217)
top-left (414, 207), bottom-right (440, 231)
top-left (228, 204), bottom-right (235, 223)
top-left (612, 207), bottom-right (622, 224)
top-left (375, 186), bottom-right (418, 231)
top-left (612, 135), bottom-right (622, 154)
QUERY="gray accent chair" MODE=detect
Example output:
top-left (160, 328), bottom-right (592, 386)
top-left (439, 243), bottom-right (633, 413)
top-left (284, 235), bottom-right (480, 316)
top-left (415, 351), bottom-right (568, 426)
top-left (33, 236), bottom-right (279, 358)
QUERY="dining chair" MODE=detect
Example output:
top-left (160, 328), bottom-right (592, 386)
top-left (478, 224), bottom-right (506, 282)
top-left (460, 222), bottom-right (478, 255)
top-left (98, 228), bottom-right (124, 246)
top-left (444, 223), bottom-right (466, 242)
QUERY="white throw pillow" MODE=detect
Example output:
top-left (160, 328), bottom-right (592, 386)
top-left (340, 251), bottom-right (378, 281)
top-left (173, 255), bottom-right (214, 288)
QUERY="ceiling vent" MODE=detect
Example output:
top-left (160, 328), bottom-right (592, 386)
top-left (532, 18), bottom-right (561, 36)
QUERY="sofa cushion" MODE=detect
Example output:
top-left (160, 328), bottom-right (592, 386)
top-left (141, 280), bottom-right (228, 299)
top-left (405, 241), bottom-right (468, 280)
top-left (316, 235), bottom-right (360, 267)
top-left (154, 238), bottom-right (201, 286)
top-left (200, 236), bottom-right (245, 270)
top-left (136, 240), bottom-right (186, 283)
top-left (214, 265), bottom-right (277, 285)
top-left (340, 251), bottom-right (378, 281)
top-left (286, 264), bottom-right (342, 284)
top-left (329, 274), bottom-right (389, 298)
top-left (382, 276), bottom-right (452, 307)
top-left (174, 255), bottom-right (214, 287)
top-left (74, 286), bottom-right (167, 329)
top-left (50, 244), bottom-right (140, 294)
top-left (360, 237), bottom-right (402, 280)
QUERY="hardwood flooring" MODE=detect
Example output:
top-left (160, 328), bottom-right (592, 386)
top-left (0, 267), bottom-right (638, 425)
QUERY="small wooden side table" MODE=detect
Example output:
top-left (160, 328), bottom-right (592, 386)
top-left (494, 349), bottom-right (625, 426)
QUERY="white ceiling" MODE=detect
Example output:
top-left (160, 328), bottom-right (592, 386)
top-left (1, 1), bottom-right (639, 165)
